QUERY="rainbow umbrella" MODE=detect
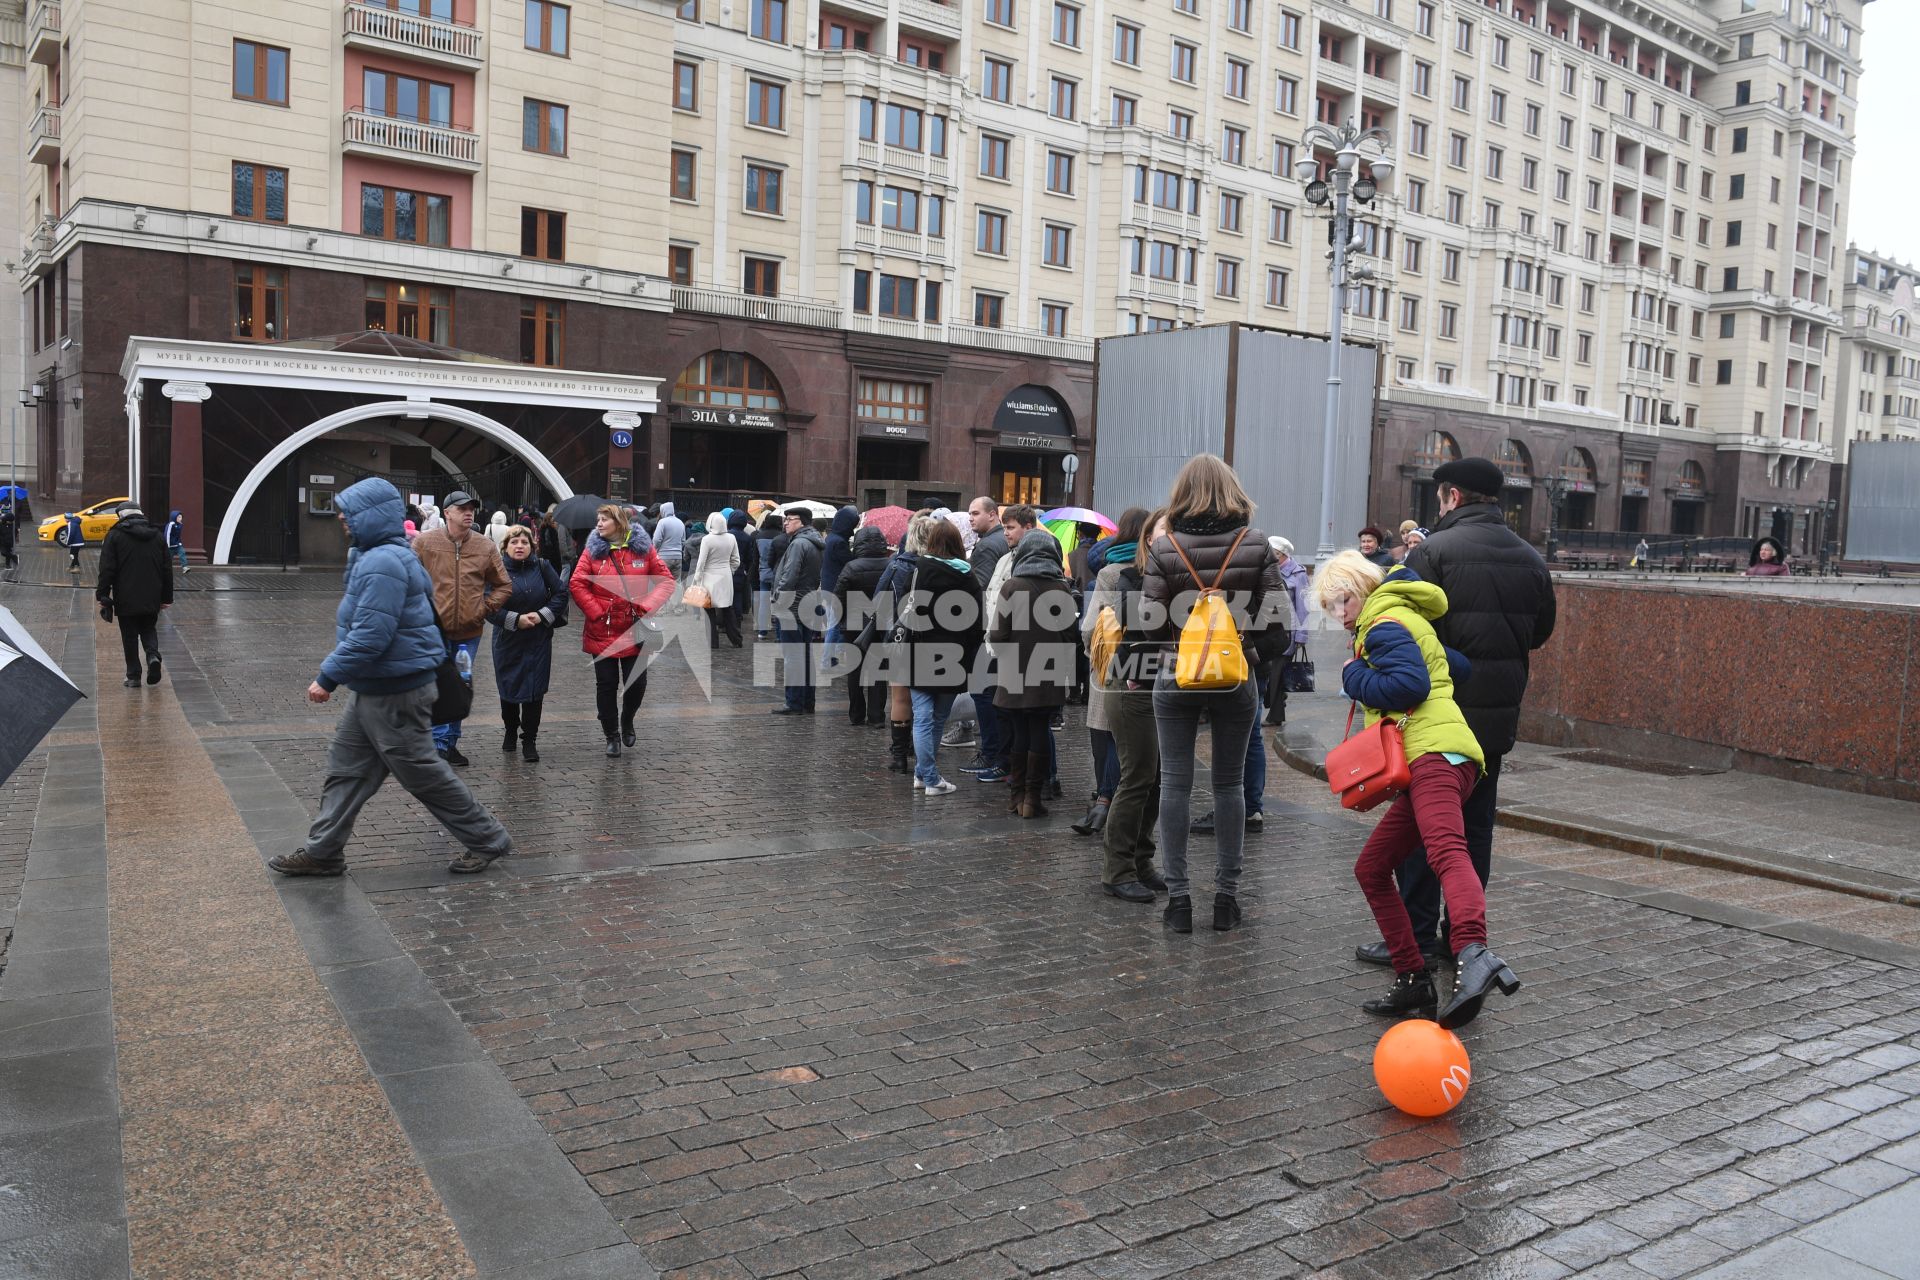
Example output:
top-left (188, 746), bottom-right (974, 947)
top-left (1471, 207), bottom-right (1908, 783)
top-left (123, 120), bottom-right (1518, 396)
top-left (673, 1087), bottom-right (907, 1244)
top-left (1041, 507), bottom-right (1116, 556)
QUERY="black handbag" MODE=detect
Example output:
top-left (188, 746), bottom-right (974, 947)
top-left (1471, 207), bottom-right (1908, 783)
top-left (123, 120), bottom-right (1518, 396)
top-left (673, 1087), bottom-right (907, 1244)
top-left (1284, 657), bottom-right (1316, 693)
top-left (428, 606), bottom-right (474, 725)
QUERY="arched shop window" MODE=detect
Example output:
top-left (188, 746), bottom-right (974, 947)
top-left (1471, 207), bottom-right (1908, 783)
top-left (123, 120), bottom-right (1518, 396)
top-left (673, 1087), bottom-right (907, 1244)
top-left (1496, 437), bottom-right (1532, 481)
top-left (673, 351), bottom-right (785, 411)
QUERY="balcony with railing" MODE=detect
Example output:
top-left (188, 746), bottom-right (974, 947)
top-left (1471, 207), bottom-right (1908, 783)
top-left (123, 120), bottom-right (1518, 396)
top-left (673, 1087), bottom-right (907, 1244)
top-left (673, 285), bottom-right (843, 329)
top-left (343, 1), bottom-right (483, 69)
top-left (342, 110), bottom-right (481, 171)
top-left (28, 0), bottom-right (60, 66)
top-left (853, 139), bottom-right (953, 184)
top-left (896, 0), bottom-right (961, 39)
top-left (26, 102), bottom-right (60, 167)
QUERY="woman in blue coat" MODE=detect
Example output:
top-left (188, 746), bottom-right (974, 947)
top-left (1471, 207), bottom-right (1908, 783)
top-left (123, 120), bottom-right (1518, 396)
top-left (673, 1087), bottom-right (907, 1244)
top-left (488, 524), bottom-right (569, 762)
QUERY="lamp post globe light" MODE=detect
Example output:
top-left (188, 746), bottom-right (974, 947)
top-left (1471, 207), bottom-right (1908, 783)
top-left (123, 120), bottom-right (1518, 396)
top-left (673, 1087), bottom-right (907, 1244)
top-left (1297, 120), bottom-right (1393, 561)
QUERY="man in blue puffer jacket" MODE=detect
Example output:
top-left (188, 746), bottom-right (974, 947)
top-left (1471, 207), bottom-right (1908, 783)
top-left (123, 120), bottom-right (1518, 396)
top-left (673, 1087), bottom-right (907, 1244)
top-left (269, 477), bottom-right (513, 877)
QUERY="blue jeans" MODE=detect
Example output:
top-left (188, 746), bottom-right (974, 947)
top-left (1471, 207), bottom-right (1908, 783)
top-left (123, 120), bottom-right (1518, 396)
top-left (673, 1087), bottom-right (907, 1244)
top-left (171, 543), bottom-right (190, 570)
top-left (1091, 729), bottom-right (1121, 799)
top-left (910, 690), bottom-right (957, 785)
top-left (1244, 714), bottom-right (1266, 815)
top-left (973, 665), bottom-right (1007, 765)
top-left (431, 636), bottom-right (480, 750)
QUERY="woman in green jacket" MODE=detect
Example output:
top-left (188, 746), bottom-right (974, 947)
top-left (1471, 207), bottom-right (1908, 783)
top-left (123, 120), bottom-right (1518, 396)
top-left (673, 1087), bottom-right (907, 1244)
top-left (1315, 551), bottom-right (1521, 1030)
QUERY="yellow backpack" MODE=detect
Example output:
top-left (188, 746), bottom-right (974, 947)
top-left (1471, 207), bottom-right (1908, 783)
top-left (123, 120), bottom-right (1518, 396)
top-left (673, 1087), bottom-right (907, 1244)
top-left (1088, 566), bottom-right (1138, 688)
top-left (1167, 529), bottom-right (1251, 689)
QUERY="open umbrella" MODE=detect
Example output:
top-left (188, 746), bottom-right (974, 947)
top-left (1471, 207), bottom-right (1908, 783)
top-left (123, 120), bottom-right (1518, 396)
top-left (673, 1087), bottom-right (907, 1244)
top-left (860, 505), bottom-right (913, 546)
top-left (746, 499), bottom-right (781, 523)
top-left (777, 499), bottom-right (838, 522)
top-left (0, 606), bottom-right (86, 788)
top-left (1041, 506), bottom-right (1117, 557)
top-left (551, 493), bottom-right (606, 531)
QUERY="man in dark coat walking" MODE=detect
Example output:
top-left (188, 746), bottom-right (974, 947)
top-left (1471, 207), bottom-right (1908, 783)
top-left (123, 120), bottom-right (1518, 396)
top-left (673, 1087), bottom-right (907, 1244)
top-left (1354, 456), bottom-right (1556, 966)
top-left (95, 506), bottom-right (174, 688)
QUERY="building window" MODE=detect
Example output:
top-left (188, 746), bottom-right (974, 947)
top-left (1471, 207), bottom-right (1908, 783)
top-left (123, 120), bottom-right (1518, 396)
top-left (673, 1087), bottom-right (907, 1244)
top-left (677, 0), bottom-right (699, 19)
top-left (979, 134), bottom-right (1009, 179)
top-left (520, 298), bottom-right (564, 365)
top-left (748, 79), bottom-right (786, 129)
top-left (1047, 151), bottom-right (1075, 195)
top-left (744, 163), bottom-right (783, 214)
top-left (1113, 21), bottom-right (1140, 64)
top-left (360, 184), bottom-right (451, 246)
top-left (1215, 258), bottom-right (1240, 299)
top-left (365, 280), bottom-right (452, 346)
top-left (975, 293), bottom-right (1004, 328)
top-left (514, 207), bottom-right (566, 262)
top-left (1219, 191), bottom-right (1242, 233)
top-left (1275, 75), bottom-right (1299, 115)
top-left (858, 377), bottom-right (929, 422)
top-left (1226, 58), bottom-right (1249, 100)
top-left (522, 99), bottom-right (568, 155)
top-left (233, 40), bottom-right (290, 106)
top-left (1168, 109), bottom-right (1192, 139)
top-left (874, 274), bottom-right (920, 319)
top-left (231, 162), bottom-right (288, 223)
top-left (1049, 76), bottom-right (1077, 120)
top-left (363, 70), bottom-right (453, 126)
top-left (983, 56), bottom-right (1012, 102)
top-left (984, 0), bottom-right (1014, 25)
top-left (1279, 9), bottom-right (1301, 49)
top-left (977, 209), bottom-right (1008, 255)
top-left (669, 245), bottom-right (694, 285)
top-left (1228, 0), bottom-right (1252, 31)
top-left (1268, 203), bottom-right (1292, 242)
top-left (526, 0), bottom-right (570, 54)
top-left (1171, 40), bottom-right (1196, 83)
top-left (1438, 304), bottom-right (1457, 339)
top-left (820, 16), bottom-right (871, 48)
top-left (1221, 125), bottom-right (1245, 165)
top-left (1041, 303), bottom-right (1069, 336)
top-left (233, 264), bottom-right (285, 341)
top-left (674, 61), bottom-right (699, 111)
top-left (743, 257), bottom-right (780, 297)
top-left (1052, 2), bottom-right (1080, 46)
top-left (1043, 224), bottom-right (1072, 267)
top-left (671, 149), bottom-right (697, 201)
top-left (749, 0), bottom-right (787, 42)
top-left (1265, 268), bottom-right (1289, 308)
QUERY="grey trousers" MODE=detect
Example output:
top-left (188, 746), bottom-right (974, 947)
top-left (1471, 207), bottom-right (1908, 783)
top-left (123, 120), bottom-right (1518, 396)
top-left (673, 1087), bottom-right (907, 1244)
top-left (1153, 677), bottom-right (1257, 898)
top-left (304, 682), bottom-right (512, 862)
top-left (1103, 687), bottom-right (1160, 885)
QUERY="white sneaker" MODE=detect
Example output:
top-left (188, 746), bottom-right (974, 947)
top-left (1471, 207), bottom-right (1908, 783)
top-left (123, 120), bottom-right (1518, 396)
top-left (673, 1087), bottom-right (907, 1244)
top-left (925, 779), bottom-right (957, 796)
top-left (912, 777), bottom-right (924, 791)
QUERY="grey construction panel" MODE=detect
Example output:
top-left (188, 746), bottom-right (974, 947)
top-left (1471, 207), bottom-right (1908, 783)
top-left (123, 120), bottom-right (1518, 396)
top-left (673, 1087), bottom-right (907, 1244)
top-left (1846, 440), bottom-right (1920, 564)
top-left (1092, 325), bottom-right (1375, 554)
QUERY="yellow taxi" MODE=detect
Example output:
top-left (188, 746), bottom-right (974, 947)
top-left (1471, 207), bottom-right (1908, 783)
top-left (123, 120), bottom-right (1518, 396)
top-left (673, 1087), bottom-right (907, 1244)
top-left (39, 497), bottom-right (134, 545)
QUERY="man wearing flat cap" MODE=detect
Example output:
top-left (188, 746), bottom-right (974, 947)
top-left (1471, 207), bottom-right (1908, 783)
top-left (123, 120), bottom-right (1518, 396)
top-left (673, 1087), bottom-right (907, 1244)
top-left (1351, 455), bottom-right (1556, 970)
top-left (413, 490), bottom-right (512, 765)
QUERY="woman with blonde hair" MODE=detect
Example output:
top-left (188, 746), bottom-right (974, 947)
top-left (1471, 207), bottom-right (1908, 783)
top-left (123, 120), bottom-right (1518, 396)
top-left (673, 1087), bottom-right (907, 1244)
top-left (1314, 550), bottom-right (1520, 1028)
top-left (487, 524), bottom-right (568, 761)
top-left (1140, 454), bottom-right (1283, 934)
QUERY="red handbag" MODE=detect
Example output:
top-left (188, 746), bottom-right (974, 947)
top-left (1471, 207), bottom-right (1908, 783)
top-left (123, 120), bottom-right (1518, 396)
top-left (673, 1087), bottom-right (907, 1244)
top-left (1326, 703), bottom-right (1411, 811)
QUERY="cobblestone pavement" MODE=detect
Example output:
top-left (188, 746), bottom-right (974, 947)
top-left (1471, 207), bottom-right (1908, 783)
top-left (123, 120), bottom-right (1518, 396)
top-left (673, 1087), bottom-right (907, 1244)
top-left (3, 560), bottom-right (1920, 1278)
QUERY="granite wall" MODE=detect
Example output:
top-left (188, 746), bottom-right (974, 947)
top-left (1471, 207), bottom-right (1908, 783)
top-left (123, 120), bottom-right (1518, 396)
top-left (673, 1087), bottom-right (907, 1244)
top-left (1520, 579), bottom-right (1920, 799)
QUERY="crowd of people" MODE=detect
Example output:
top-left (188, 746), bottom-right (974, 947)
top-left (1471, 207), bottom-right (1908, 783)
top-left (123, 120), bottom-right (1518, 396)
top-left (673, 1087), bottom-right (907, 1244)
top-left (100, 447), bottom-right (1575, 1031)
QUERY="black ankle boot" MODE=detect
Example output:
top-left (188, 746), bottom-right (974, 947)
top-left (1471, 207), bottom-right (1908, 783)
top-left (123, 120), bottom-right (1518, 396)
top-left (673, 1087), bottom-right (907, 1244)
top-left (887, 724), bottom-right (911, 774)
top-left (606, 735), bottom-right (621, 758)
top-left (1363, 970), bottom-right (1438, 1018)
top-left (522, 737), bottom-right (540, 763)
top-left (1438, 944), bottom-right (1521, 1029)
top-left (1212, 893), bottom-right (1242, 932)
top-left (1163, 895), bottom-right (1192, 934)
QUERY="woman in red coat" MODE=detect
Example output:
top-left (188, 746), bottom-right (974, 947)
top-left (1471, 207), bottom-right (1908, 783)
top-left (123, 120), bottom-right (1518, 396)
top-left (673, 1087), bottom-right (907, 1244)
top-left (570, 504), bottom-right (673, 757)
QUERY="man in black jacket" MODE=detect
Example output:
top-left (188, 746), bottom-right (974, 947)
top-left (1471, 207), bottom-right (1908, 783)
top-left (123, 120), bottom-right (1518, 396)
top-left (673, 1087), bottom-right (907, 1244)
top-left (771, 511), bottom-right (825, 714)
top-left (95, 506), bottom-right (175, 688)
top-left (1355, 456), bottom-right (1556, 966)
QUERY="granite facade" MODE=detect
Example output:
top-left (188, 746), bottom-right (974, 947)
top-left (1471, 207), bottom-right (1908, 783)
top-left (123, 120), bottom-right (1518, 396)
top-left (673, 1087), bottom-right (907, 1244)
top-left (1521, 580), bottom-right (1918, 797)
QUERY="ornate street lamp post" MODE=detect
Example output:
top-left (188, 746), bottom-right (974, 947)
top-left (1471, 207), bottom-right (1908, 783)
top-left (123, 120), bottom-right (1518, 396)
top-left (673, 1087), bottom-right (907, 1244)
top-left (1297, 120), bottom-right (1394, 561)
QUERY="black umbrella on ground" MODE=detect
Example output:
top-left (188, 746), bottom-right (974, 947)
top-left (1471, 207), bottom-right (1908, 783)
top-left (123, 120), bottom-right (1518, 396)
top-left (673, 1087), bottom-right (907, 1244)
top-left (551, 494), bottom-right (606, 531)
top-left (0, 606), bottom-right (86, 788)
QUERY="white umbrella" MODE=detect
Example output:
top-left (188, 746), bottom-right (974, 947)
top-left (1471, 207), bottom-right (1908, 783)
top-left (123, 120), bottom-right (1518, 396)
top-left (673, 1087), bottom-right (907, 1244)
top-left (776, 500), bottom-right (838, 521)
top-left (0, 606), bottom-right (86, 787)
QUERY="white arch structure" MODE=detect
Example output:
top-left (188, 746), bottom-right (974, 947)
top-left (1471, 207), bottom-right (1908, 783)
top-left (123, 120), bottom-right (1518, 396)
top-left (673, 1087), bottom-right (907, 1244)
top-left (214, 401), bottom-right (573, 565)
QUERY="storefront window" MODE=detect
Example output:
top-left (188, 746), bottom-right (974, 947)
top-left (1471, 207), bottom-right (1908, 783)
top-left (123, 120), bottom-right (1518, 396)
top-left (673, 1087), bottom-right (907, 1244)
top-left (675, 352), bottom-right (784, 411)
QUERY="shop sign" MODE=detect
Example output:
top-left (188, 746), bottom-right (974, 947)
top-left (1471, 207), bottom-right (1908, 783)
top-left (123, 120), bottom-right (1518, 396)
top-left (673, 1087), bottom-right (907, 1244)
top-left (991, 385), bottom-right (1071, 437)
top-left (859, 421), bottom-right (931, 442)
top-left (673, 405), bottom-right (783, 431)
top-left (997, 431), bottom-right (1072, 452)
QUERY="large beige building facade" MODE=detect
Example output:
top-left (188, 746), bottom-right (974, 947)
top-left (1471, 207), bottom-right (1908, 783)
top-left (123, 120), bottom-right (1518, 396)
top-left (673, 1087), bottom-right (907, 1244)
top-left (11, 0), bottom-right (1878, 558)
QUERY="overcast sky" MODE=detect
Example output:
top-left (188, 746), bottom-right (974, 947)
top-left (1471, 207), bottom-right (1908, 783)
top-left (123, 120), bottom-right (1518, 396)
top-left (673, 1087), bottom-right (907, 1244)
top-left (1848, 1), bottom-right (1920, 264)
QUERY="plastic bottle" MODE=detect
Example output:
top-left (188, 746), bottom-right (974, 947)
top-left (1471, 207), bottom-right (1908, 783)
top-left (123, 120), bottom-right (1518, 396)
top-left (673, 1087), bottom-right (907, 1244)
top-left (455, 647), bottom-right (472, 680)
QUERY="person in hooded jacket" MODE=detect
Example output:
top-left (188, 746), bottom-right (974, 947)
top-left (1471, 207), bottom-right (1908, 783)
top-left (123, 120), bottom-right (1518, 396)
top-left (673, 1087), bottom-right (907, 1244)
top-left (64, 510), bottom-right (85, 573)
top-left (538, 511), bottom-right (565, 577)
top-left (486, 511), bottom-right (510, 551)
top-left (489, 524), bottom-right (570, 762)
top-left (1747, 536), bottom-right (1790, 576)
top-left (904, 520), bottom-right (983, 794)
top-left (1076, 508), bottom-right (1150, 838)
top-left (753, 512), bottom-right (782, 638)
top-left (819, 505), bottom-right (860, 652)
top-left (771, 510), bottom-right (826, 713)
top-left (691, 509), bottom-right (743, 648)
top-left (875, 515), bottom-right (931, 771)
top-left (728, 510), bottom-right (759, 634)
top-left (990, 528), bottom-right (1079, 818)
top-left (270, 478), bottom-right (513, 877)
top-left (570, 504), bottom-right (674, 756)
top-left (0, 501), bottom-right (16, 575)
top-left (162, 510), bottom-right (192, 575)
top-left (836, 524), bottom-right (892, 725)
top-left (95, 505), bottom-right (173, 688)
top-left (653, 501), bottom-right (686, 578)
top-left (1316, 551), bottom-right (1520, 1029)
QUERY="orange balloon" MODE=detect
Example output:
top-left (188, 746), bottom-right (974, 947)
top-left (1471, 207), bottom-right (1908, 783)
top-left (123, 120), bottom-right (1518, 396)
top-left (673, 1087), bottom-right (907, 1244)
top-left (1373, 1019), bottom-right (1472, 1117)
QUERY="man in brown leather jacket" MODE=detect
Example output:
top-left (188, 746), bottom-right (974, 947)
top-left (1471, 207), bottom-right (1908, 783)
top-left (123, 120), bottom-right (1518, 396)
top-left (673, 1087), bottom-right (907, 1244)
top-left (412, 490), bottom-right (511, 765)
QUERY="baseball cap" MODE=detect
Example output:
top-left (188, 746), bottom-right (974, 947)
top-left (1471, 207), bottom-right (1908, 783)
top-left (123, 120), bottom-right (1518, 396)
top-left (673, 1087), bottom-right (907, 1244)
top-left (443, 490), bottom-right (480, 510)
